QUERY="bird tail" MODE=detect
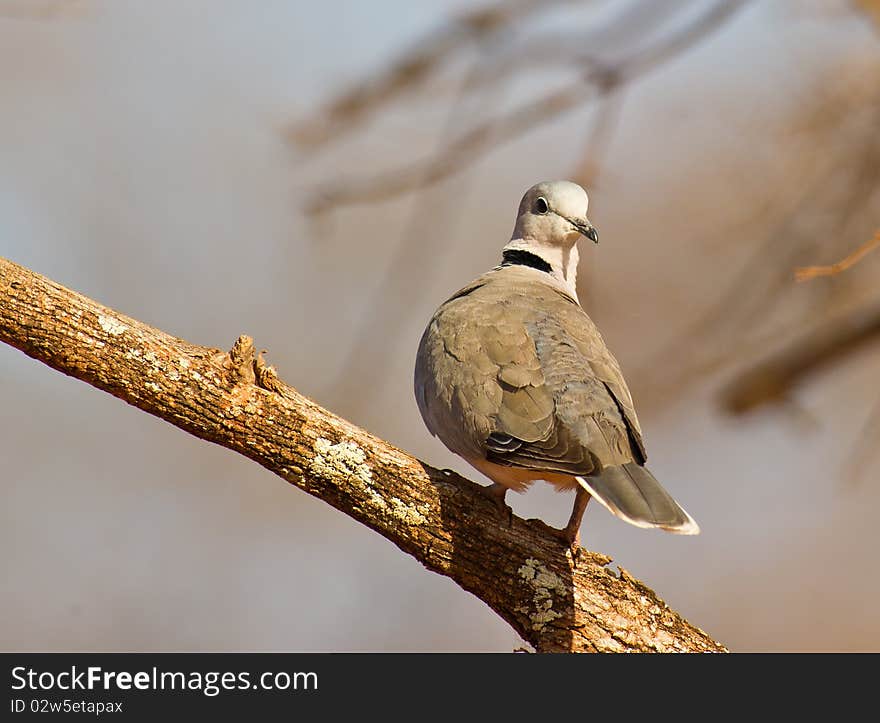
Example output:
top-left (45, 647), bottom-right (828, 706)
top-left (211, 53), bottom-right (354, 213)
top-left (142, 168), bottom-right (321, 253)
top-left (576, 464), bottom-right (699, 534)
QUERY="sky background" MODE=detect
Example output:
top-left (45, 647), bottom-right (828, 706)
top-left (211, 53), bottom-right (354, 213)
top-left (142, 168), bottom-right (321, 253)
top-left (2, 0), bottom-right (879, 651)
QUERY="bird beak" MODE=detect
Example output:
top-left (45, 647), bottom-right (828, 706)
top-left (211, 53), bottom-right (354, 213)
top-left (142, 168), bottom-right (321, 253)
top-left (571, 218), bottom-right (598, 244)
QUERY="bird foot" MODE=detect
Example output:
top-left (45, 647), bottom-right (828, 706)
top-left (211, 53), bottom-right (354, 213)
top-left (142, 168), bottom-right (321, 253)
top-left (549, 524), bottom-right (582, 560)
top-left (552, 485), bottom-right (589, 560)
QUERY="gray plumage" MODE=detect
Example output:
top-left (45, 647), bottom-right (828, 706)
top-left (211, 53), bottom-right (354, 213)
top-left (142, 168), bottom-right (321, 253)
top-left (414, 180), bottom-right (698, 540)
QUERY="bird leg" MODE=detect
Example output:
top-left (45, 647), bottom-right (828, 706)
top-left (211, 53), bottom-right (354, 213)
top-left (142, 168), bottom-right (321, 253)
top-left (552, 486), bottom-right (591, 551)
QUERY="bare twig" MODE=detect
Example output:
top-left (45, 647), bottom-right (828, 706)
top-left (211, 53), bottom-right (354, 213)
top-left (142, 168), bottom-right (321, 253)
top-left (0, 255), bottom-right (725, 653)
top-left (794, 232), bottom-right (880, 281)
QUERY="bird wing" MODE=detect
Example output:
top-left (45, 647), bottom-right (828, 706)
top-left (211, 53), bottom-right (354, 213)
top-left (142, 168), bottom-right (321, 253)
top-left (415, 272), bottom-right (554, 462)
top-left (554, 290), bottom-right (647, 464)
top-left (414, 267), bottom-right (645, 475)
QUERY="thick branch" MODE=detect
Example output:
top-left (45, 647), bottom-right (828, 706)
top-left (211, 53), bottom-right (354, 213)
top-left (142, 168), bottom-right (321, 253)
top-left (0, 256), bottom-right (724, 653)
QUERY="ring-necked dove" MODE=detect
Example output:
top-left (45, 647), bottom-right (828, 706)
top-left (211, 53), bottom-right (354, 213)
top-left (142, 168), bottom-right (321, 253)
top-left (414, 180), bottom-right (699, 546)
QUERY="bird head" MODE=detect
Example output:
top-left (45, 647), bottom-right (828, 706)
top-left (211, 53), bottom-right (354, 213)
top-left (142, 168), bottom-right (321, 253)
top-left (512, 180), bottom-right (598, 247)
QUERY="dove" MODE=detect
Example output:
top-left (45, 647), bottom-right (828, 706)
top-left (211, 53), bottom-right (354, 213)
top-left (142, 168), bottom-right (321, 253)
top-left (414, 180), bottom-right (698, 547)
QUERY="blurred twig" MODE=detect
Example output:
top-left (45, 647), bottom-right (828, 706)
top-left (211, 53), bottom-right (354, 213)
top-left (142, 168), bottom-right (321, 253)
top-left (794, 231), bottom-right (880, 282)
top-left (306, 79), bottom-right (598, 215)
top-left (719, 302), bottom-right (880, 415)
top-left (417, 1), bottom-right (702, 102)
top-left (305, 0), bottom-right (750, 216)
top-left (855, 0), bottom-right (880, 31)
top-left (571, 87), bottom-right (625, 189)
top-left (288, 0), bottom-right (581, 152)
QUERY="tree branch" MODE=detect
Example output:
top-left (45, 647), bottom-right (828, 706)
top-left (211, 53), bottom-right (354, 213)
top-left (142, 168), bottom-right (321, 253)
top-left (0, 256), bottom-right (724, 653)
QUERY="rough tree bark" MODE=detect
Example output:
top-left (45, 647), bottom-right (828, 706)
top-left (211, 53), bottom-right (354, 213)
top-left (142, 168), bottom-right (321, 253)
top-left (0, 256), bottom-right (725, 653)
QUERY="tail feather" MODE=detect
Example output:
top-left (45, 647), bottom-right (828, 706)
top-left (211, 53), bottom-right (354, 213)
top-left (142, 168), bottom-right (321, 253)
top-left (576, 464), bottom-right (699, 535)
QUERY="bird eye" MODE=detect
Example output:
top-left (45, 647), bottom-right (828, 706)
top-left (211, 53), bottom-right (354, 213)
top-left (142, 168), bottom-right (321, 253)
top-left (534, 197), bottom-right (549, 214)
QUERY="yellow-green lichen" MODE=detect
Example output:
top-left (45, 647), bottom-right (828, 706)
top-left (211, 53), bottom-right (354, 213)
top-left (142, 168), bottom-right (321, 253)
top-left (98, 314), bottom-right (127, 336)
top-left (389, 496), bottom-right (429, 526)
top-left (309, 438), bottom-right (428, 526)
top-left (517, 558), bottom-right (569, 631)
top-left (311, 438), bottom-right (373, 485)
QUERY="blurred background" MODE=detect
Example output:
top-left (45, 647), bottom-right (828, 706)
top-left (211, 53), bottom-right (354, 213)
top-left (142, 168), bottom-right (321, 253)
top-left (2, 0), bottom-right (879, 652)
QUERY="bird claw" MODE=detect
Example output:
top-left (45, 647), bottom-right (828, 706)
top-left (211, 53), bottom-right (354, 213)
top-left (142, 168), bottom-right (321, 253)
top-left (549, 524), bottom-right (582, 560)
